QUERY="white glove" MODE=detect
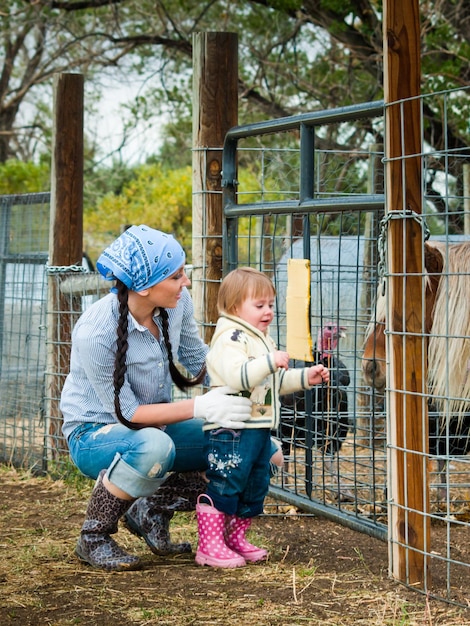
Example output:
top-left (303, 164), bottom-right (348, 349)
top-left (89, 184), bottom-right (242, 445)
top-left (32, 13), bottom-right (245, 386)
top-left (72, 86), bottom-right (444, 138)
top-left (194, 386), bottom-right (252, 429)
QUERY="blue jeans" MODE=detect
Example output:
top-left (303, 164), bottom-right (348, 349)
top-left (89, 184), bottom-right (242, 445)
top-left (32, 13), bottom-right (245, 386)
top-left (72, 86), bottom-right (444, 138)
top-left (67, 418), bottom-right (206, 498)
top-left (203, 427), bottom-right (272, 518)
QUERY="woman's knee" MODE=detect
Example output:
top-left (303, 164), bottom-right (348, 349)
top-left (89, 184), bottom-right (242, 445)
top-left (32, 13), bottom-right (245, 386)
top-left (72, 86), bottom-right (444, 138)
top-left (121, 428), bottom-right (176, 477)
top-left (164, 418), bottom-right (206, 472)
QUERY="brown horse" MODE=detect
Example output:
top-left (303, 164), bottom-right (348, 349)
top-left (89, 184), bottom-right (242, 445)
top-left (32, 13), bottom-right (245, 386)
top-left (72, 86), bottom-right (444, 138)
top-left (361, 241), bottom-right (444, 393)
top-left (361, 240), bottom-right (470, 487)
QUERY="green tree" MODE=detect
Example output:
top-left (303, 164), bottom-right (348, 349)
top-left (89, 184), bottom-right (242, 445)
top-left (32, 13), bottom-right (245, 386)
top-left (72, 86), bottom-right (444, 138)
top-left (0, 159), bottom-right (50, 193)
top-left (2, 0), bottom-right (469, 231)
top-left (84, 163), bottom-right (193, 261)
top-left (1, 0), bottom-right (468, 165)
top-left (83, 159), bottom-right (286, 262)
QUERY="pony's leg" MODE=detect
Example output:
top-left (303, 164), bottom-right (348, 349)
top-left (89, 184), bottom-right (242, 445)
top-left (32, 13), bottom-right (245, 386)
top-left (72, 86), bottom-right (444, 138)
top-left (436, 458), bottom-right (448, 502)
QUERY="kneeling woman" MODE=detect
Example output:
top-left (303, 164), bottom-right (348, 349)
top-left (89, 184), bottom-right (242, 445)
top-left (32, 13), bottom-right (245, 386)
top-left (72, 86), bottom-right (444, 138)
top-left (60, 225), bottom-right (251, 571)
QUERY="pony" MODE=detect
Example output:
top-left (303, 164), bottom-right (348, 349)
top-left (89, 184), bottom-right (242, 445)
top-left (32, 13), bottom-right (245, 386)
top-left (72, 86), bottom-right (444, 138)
top-left (362, 241), bottom-right (444, 394)
top-left (361, 240), bottom-right (470, 492)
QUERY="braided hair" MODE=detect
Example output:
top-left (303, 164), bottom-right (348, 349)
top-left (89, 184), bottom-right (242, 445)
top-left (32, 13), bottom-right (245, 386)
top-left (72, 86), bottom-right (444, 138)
top-left (113, 279), bottom-right (206, 430)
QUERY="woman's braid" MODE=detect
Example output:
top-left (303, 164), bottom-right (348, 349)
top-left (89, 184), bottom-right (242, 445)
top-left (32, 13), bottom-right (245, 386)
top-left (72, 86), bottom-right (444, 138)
top-left (159, 307), bottom-right (206, 392)
top-left (113, 280), bottom-right (145, 430)
top-left (112, 281), bottom-right (206, 429)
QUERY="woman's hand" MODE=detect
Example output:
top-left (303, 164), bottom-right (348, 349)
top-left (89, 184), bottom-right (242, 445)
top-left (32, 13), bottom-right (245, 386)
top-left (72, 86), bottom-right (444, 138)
top-left (194, 386), bottom-right (252, 428)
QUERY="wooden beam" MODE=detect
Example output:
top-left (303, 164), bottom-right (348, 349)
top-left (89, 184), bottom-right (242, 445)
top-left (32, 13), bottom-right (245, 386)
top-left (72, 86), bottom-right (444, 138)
top-left (47, 73), bottom-right (84, 457)
top-left (50, 73), bottom-right (84, 268)
top-left (192, 32), bottom-right (238, 344)
top-left (384, 0), bottom-right (430, 586)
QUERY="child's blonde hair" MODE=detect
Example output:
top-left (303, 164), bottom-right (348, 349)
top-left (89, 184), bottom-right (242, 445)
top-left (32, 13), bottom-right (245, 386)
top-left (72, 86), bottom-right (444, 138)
top-left (217, 267), bottom-right (276, 315)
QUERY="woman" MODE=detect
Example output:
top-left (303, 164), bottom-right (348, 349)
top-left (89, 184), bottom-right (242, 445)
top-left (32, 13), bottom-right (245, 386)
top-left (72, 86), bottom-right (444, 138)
top-left (60, 225), bottom-right (251, 571)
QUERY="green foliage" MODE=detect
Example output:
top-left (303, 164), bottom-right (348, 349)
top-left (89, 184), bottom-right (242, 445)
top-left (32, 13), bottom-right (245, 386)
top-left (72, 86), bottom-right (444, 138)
top-left (2, 0), bottom-right (468, 170)
top-left (0, 160), bottom-right (50, 194)
top-left (83, 161), bottom-right (138, 209)
top-left (84, 163), bottom-right (193, 262)
top-left (47, 457), bottom-right (92, 493)
top-left (1, 0), bottom-right (468, 236)
top-left (266, 0), bottom-right (301, 10)
top-left (151, 115), bottom-right (193, 170)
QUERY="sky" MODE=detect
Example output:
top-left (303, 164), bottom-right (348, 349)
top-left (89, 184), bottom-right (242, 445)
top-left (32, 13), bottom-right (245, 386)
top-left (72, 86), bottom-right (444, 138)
top-left (85, 80), bottom-right (165, 166)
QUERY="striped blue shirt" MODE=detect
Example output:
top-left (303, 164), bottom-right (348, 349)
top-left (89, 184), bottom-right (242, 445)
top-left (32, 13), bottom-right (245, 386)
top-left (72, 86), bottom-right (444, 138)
top-left (60, 288), bottom-right (208, 440)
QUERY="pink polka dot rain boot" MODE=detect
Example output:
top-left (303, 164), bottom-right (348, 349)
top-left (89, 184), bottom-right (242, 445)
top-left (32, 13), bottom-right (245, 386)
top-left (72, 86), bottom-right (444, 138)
top-left (195, 495), bottom-right (246, 568)
top-left (224, 515), bottom-right (268, 563)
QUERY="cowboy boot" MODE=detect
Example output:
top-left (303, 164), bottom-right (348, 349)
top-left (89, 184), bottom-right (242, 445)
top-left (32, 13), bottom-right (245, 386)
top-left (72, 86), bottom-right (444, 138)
top-left (76, 471), bottom-right (141, 571)
top-left (195, 495), bottom-right (246, 568)
top-left (224, 515), bottom-right (268, 563)
top-left (125, 502), bottom-right (191, 555)
top-left (124, 471), bottom-right (206, 555)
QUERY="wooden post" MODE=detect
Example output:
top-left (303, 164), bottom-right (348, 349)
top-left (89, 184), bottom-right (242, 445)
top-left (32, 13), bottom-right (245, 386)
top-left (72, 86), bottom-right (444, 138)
top-left (192, 32), bottom-right (238, 344)
top-left (464, 164), bottom-right (470, 235)
top-left (384, 1), bottom-right (430, 586)
top-left (47, 73), bottom-right (84, 457)
top-left (356, 143), bottom-right (385, 449)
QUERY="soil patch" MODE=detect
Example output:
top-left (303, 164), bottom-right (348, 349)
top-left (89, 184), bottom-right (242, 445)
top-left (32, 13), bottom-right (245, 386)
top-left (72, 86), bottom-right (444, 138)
top-left (0, 467), bottom-right (468, 625)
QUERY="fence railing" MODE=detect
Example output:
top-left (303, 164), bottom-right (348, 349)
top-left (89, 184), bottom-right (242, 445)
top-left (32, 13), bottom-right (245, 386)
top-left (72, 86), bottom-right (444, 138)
top-left (0, 193), bottom-right (50, 469)
top-left (220, 88), bottom-right (470, 606)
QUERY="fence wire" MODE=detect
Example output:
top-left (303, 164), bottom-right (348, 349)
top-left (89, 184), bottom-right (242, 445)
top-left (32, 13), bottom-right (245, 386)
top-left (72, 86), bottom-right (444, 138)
top-left (0, 193), bottom-right (49, 470)
top-left (214, 87), bottom-right (470, 607)
top-left (0, 86), bottom-right (469, 608)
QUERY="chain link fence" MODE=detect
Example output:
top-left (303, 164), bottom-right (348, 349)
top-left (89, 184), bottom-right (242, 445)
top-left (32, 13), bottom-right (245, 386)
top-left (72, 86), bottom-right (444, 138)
top-left (216, 86), bottom-right (470, 606)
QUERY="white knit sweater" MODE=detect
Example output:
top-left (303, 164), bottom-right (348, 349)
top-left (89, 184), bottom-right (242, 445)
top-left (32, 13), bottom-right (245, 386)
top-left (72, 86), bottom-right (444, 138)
top-left (204, 313), bottom-right (313, 430)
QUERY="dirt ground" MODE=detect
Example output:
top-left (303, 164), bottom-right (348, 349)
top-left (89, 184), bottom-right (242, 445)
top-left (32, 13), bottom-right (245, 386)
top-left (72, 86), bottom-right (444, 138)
top-left (0, 466), bottom-right (469, 626)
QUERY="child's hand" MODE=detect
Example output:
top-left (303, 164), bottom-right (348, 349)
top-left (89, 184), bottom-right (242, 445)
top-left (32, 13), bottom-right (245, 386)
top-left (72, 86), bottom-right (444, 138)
top-left (274, 350), bottom-right (290, 370)
top-left (308, 364), bottom-right (329, 386)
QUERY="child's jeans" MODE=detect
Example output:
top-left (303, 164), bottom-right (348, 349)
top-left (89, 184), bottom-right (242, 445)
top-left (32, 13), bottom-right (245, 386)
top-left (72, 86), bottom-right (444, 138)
top-left (203, 427), bottom-right (272, 518)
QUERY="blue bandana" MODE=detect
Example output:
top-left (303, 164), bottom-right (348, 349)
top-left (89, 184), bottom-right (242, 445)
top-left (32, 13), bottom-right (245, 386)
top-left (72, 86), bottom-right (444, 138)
top-left (96, 225), bottom-right (185, 292)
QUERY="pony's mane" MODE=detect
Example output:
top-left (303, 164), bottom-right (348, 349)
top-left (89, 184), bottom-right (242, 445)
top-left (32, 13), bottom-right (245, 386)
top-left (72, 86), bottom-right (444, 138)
top-left (363, 251), bottom-right (434, 345)
top-left (428, 242), bottom-right (470, 419)
top-left (363, 240), bottom-right (470, 420)
top-left (363, 286), bottom-right (387, 345)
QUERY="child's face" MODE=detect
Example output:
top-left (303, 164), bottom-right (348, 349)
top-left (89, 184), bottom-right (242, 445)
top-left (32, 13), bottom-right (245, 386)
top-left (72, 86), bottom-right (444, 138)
top-left (235, 293), bottom-right (274, 333)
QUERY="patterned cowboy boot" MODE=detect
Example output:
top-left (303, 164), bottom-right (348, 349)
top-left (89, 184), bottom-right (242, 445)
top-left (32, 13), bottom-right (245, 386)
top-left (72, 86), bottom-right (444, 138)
top-left (124, 471), bottom-right (207, 555)
top-left (125, 505), bottom-right (191, 555)
top-left (224, 515), bottom-right (268, 563)
top-left (76, 471), bottom-right (141, 571)
top-left (195, 495), bottom-right (246, 568)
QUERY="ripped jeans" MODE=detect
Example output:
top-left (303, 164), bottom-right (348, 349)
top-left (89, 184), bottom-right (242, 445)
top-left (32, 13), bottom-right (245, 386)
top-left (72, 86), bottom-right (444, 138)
top-left (67, 418), bottom-right (206, 498)
top-left (203, 427), bottom-right (272, 518)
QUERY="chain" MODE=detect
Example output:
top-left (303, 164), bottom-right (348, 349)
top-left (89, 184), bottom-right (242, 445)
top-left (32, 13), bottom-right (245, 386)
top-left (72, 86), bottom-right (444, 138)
top-left (45, 264), bottom-right (88, 274)
top-left (377, 209), bottom-right (430, 293)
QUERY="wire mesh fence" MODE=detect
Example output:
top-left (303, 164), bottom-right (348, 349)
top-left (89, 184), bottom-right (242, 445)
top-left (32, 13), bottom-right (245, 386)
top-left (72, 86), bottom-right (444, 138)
top-left (0, 85), bottom-right (469, 607)
top-left (0, 193), bottom-right (50, 470)
top-left (213, 86), bottom-right (470, 606)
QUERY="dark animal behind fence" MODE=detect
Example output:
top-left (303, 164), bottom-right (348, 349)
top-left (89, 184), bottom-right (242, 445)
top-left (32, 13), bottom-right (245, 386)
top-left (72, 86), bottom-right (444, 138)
top-left (279, 323), bottom-right (350, 461)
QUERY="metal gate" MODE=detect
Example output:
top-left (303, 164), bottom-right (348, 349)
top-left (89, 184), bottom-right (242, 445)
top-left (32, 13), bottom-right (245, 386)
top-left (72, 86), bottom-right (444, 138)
top-left (220, 91), bottom-right (470, 606)
top-left (0, 193), bottom-right (50, 469)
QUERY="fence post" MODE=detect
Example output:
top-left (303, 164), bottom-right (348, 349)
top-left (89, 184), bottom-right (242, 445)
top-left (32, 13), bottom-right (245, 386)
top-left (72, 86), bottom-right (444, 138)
top-left (192, 32), bottom-right (238, 345)
top-left (464, 164), bottom-right (470, 235)
top-left (46, 73), bottom-right (84, 459)
top-left (384, 0), bottom-right (430, 587)
top-left (356, 143), bottom-right (385, 448)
